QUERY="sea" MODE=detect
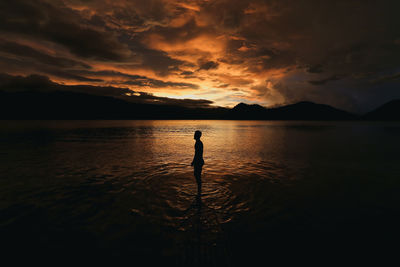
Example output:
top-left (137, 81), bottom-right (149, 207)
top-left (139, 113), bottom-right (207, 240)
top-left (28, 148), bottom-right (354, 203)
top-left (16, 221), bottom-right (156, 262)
top-left (1, 120), bottom-right (400, 265)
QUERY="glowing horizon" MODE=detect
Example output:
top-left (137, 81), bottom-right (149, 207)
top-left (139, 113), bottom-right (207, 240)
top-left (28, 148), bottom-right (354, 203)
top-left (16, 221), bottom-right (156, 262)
top-left (1, 0), bottom-right (400, 112)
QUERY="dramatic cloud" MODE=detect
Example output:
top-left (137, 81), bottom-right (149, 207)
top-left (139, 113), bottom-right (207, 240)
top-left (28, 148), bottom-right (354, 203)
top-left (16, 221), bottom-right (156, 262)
top-left (371, 72), bottom-right (400, 84)
top-left (0, 40), bottom-right (91, 69)
top-left (69, 70), bottom-right (199, 89)
top-left (309, 75), bottom-right (343, 86)
top-left (0, 0), bottom-right (130, 61)
top-left (0, 73), bottom-right (212, 108)
top-left (198, 60), bottom-right (219, 71)
top-left (1, 0), bottom-right (400, 112)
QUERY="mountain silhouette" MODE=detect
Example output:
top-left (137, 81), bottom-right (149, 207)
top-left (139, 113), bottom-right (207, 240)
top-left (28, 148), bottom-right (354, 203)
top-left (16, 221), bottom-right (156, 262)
top-left (363, 99), bottom-right (400, 121)
top-left (0, 91), bottom-right (228, 119)
top-left (1, 90), bottom-right (397, 120)
top-left (228, 101), bottom-right (356, 120)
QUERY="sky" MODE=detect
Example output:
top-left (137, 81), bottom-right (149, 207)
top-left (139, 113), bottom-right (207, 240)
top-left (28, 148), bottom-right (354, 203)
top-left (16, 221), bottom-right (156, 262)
top-left (1, 0), bottom-right (400, 112)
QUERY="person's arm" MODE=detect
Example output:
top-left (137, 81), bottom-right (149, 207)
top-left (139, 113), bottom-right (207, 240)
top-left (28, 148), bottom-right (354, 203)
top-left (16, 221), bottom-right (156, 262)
top-left (191, 143), bottom-right (196, 166)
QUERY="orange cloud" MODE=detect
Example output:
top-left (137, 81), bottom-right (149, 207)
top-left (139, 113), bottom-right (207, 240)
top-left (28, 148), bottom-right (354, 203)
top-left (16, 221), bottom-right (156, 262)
top-left (3, 0), bottom-right (397, 112)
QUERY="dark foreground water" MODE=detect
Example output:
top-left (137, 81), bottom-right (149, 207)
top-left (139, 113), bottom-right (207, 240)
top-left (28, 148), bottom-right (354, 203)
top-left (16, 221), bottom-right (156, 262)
top-left (1, 120), bottom-right (400, 265)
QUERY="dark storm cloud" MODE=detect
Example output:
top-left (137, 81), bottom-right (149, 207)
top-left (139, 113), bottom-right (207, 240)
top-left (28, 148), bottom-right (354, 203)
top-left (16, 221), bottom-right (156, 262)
top-left (0, 73), bottom-right (53, 91)
top-left (122, 79), bottom-right (198, 89)
top-left (179, 71), bottom-right (198, 79)
top-left (126, 92), bottom-right (214, 108)
top-left (306, 64), bottom-right (324, 74)
top-left (45, 69), bottom-right (104, 82)
top-left (371, 72), bottom-right (400, 84)
top-left (117, 32), bottom-right (189, 76)
top-left (0, 73), bottom-right (128, 96)
top-left (70, 70), bottom-right (199, 89)
top-left (0, 53), bottom-right (101, 83)
top-left (180, 71), bottom-right (194, 76)
top-left (309, 75), bottom-right (342, 86)
top-left (147, 18), bottom-right (211, 44)
top-left (0, 40), bottom-right (91, 69)
top-left (0, 49), bottom-right (101, 83)
top-left (206, 0), bottom-right (400, 111)
top-left (0, 0), bottom-right (130, 61)
top-left (202, 0), bottom-right (250, 30)
top-left (1, 0), bottom-right (400, 111)
top-left (0, 0), bottom-right (194, 83)
top-left (137, 46), bottom-right (186, 76)
top-left (0, 73), bottom-right (212, 108)
top-left (198, 61), bottom-right (219, 71)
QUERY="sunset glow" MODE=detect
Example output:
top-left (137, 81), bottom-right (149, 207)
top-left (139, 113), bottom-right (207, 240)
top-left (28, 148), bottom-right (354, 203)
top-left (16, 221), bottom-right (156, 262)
top-left (1, 0), bottom-right (400, 111)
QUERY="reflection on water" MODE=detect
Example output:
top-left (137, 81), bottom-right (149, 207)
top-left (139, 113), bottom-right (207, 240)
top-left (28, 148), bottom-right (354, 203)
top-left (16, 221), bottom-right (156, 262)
top-left (176, 193), bottom-right (232, 266)
top-left (1, 120), bottom-right (400, 265)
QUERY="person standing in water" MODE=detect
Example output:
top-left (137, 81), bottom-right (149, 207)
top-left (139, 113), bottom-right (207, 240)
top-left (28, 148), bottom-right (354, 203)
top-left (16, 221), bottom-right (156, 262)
top-left (191, 130), bottom-right (204, 194)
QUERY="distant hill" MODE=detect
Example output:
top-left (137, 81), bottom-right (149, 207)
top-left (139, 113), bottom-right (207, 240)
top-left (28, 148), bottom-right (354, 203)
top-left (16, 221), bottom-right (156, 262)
top-left (228, 103), bottom-right (268, 119)
top-left (363, 99), bottom-right (400, 121)
top-left (2, 90), bottom-right (398, 121)
top-left (228, 101), bottom-right (356, 120)
top-left (0, 91), bottom-right (228, 119)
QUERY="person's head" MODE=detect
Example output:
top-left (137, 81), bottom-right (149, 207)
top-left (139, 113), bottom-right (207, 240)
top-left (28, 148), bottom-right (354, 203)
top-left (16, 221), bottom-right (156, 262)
top-left (194, 130), bottom-right (202, 140)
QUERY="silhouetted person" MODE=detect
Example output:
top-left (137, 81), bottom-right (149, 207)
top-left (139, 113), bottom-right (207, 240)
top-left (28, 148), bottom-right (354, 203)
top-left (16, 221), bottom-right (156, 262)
top-left (191, 130), bottom-right (204, 195)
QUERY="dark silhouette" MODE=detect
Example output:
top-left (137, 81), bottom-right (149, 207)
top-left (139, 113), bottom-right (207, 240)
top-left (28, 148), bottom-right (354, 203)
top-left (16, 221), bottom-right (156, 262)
top-left (362, 99), bottom-right (400, 120)
top-left (191, 130), bottom-right (204, 195)
top-left (4, 88), bottom-right (400, 121)
top-left (228, 101), bottom-right (357, 120)
top-left (0, 88), bottom-right (356, 121)
top-left (0, 91), bottom-right (228, 119)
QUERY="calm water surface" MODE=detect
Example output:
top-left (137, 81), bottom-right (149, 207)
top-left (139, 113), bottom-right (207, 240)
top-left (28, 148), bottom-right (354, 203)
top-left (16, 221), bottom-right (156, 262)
top-left (1, 120), bottom-right (400, 265)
